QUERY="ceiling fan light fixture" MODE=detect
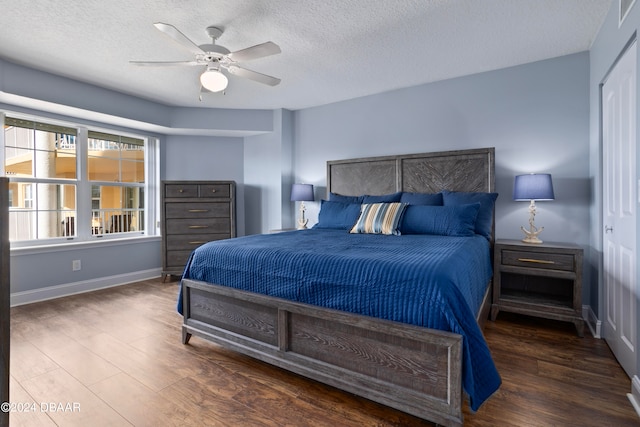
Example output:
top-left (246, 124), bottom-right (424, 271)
top-left (133, 23), bottom-right (281, 96)
top-left (200, 68), bottom-right (228, 92)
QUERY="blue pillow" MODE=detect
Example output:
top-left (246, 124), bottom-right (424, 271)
top-left (362, 191), bottom-right (403, 203)
top-left (441, 190), bottom-right (498, 239)
top-left (400, 203), bottom-right (480, 236)
top-left (329, 192), bottom-right (364, 204)
top-left (314, 200), bottom-right (362, 230)
top-left (400, 192), bottom-right (443, 206)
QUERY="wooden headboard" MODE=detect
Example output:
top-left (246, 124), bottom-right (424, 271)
top-left (327, 147), bottom-right (495, 196)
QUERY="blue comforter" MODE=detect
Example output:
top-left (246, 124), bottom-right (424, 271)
top-left (178, 228), bottom-right (500, 411)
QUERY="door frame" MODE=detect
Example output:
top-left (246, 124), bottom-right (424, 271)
top-left (599, 34), bottom-right (640, 414)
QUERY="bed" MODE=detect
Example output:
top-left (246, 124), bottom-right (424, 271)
top-left (179, 147), bottom-right (500, 426)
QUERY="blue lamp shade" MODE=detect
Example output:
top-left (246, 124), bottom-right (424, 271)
top-left (291, 184), bottom-right (314, 202)
top-left (513, 174), bottom-right (555, 201)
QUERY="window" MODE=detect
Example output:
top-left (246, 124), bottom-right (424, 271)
top-left (2, 114), bottom-right (157, 245)
top-left (87, 131), bottom-right (145, 236)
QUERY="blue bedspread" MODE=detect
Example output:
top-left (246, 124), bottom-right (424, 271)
top-left (178, 229), bottom-right (500, 411)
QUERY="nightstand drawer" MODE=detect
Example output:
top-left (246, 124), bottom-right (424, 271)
top-left (501, 249), bottom-right (575, 271)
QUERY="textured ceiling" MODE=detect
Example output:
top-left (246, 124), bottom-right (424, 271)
top-left (0, 0), bottom-right (612, 111)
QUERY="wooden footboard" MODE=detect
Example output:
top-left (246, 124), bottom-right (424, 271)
top-left (182, 278), bottom-right (471, 426)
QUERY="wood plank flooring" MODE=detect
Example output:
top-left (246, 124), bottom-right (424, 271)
top-left (7, 278), bottom-right (639, 426)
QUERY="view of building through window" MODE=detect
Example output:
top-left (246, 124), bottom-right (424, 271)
top-left (3, 116), bottom-right (146, 242)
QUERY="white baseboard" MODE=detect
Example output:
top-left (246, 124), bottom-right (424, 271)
top-left (583, 305), bottom-right (602, 338)
top-left (583, 307), bottom-right (640, 423)
top-left (628, 376), bottom-right (640, 418)
top-left (10, 268), bottom-right (162, 306)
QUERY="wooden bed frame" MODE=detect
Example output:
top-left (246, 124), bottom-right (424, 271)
top-left (181, 147), bottom-right (495, 426)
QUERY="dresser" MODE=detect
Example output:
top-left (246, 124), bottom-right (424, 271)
top-left (161, 180), bottom-right (236, 280)
top-left (491, 239), bottom-right (584, 336)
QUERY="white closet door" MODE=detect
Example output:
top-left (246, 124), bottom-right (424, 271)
top-left (603, 41), bottom-right (637, 378)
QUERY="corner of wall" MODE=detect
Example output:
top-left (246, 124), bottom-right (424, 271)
top-left (243, 109), bottom-right (296, 234)
top-left (582, 304), bottom-right (602, 338)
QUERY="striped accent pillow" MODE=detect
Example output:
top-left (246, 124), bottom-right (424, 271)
top-left (350, 202), bottom-right (408, 235)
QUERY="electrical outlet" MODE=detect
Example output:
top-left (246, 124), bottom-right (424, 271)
top-left (72, 259), bottom-right (81, 271)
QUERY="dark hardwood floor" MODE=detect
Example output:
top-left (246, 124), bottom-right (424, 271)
top-left (7, 278), bottom-right (639, 426)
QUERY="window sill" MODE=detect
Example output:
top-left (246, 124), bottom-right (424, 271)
top-left (10, 235), bottom-right (161, 256)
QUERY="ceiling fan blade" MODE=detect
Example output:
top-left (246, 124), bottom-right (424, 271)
top-left (153, 22), bottom-right (204, 56)
top-left (227, 41), bottom-right (281, 62)
top-left (130, 60), bottom-right (200, 66)
top-left (227, 65), bottom-right (281, 86)
top-left (199, 85), bottom-right (209, 101)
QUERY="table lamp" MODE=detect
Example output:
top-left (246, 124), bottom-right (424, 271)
top-left (513, 173), bottom-right (554, 244)
top-left (291, 184), bottom-right (314, 229)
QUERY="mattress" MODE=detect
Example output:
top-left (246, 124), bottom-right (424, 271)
top-left (178, 228), bottom-right (501, 410)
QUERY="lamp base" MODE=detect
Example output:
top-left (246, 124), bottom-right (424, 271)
top-left (521, 235), bottom-right (543, 244)
top-left (297, 202), bottom-right (308, 229)
top-left (520, 225), bottom-right (544, 244)
top-left (520, 200), bottom-right (545, 244)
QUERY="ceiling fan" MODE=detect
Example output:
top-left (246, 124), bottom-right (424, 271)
top-left (131, 22), bottom-right (281, 95)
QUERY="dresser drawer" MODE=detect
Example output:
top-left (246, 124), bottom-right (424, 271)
top-left (166, 234), bottom-right (230, 250)
top-left (199, 184), bottom-right (231, 198)
top-left (165, 184), bottom-right (198, 198)
top-left (165, 234), bottom-right (232, 269)
top-left (165, 250), bottom-right (194, 270)
top-left (165, 202), bottom-right (230, 219)
top-left (165, 218), bottom-right (231, 234)
top-left (501, 249), bottom-right (575, 271)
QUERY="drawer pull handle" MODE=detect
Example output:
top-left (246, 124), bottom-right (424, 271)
top-left (188, 225), bottom-right (209, 229)
top-left (179, 189), bottom-right (184, 193)
top-left (189, 241), bottom-right (206, 244)
top-left (518, 258), bottom-right (556, 265)
top-left (188, 209), bottom-right (209, 213)
top-left (211, 189), bottom-right (217, 193)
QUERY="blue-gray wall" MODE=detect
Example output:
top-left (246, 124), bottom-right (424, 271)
top-left (244, 109), bottom-right (295, 235)
top-left (294, 52), bottom-right (590, 238)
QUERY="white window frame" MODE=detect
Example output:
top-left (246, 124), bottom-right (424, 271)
top-left (1, 112), bottom-right (159, 248)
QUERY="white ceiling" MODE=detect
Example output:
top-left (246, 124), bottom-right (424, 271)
top-left (0, 0), bottom-right (612, 111)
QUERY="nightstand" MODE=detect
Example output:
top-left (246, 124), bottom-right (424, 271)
top-left (491, 239), bottom-right (584, 337)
